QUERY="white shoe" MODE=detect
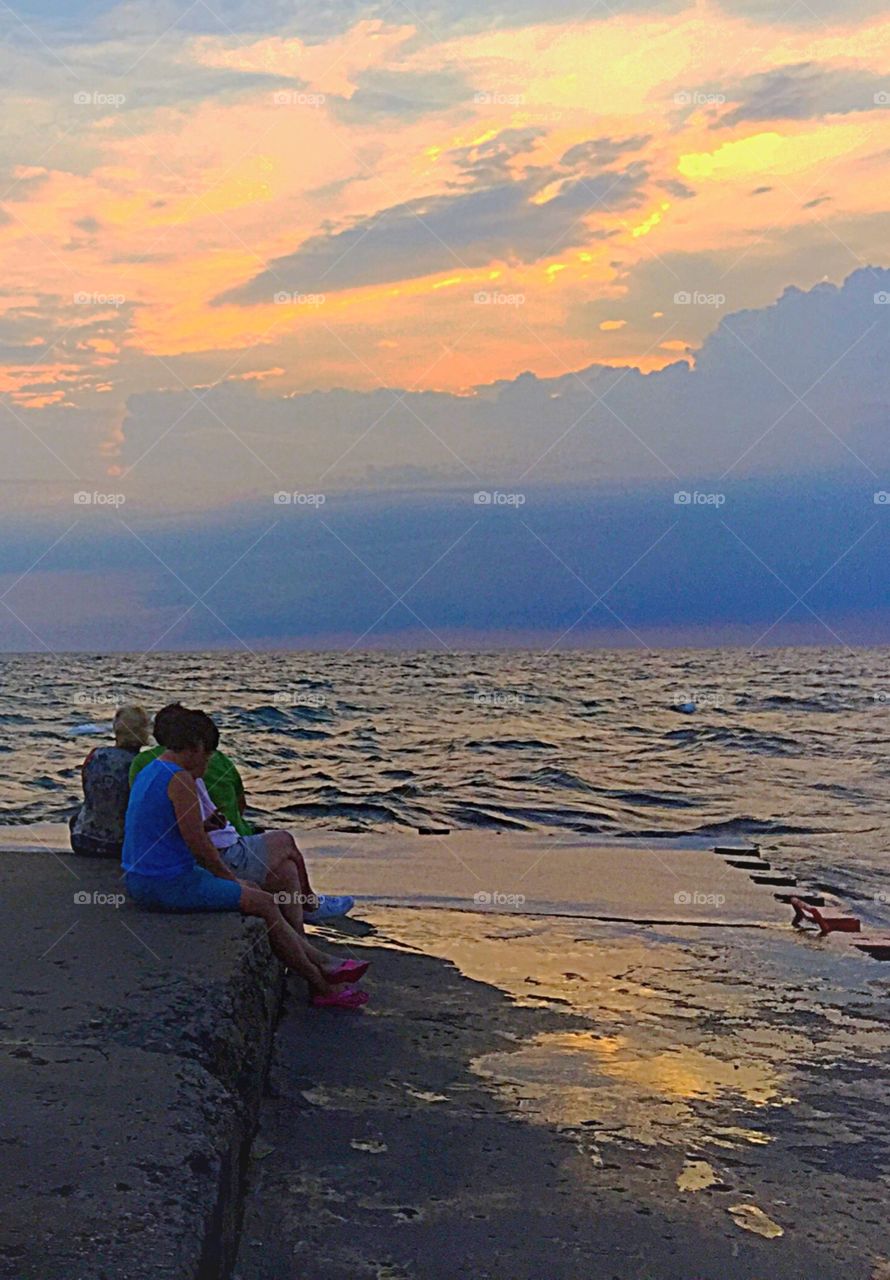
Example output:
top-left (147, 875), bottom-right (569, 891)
top-left (304, 894), bottom-right (355, 921)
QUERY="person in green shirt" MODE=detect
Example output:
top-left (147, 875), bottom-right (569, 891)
top-left (130, 704), bottom-right (354, 923)
top-left (130, 737), bottom-right (252, 834)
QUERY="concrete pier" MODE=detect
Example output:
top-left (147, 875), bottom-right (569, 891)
top-left (0, 851), bottom-right (283, 1280)
top-left (2, 830), bottom-right (882, 1280)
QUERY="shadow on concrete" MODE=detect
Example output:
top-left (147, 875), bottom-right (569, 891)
top-left (234, 925), bottom-right (866, 1280)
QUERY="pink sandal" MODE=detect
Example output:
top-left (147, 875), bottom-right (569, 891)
top-left (326, 959), bottom-right (371, 985)
top-left (311, 985), bottom-right (370, 1010)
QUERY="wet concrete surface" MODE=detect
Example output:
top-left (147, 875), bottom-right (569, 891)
top-left (234, 908), bottom-right (890, 1280)
top-left (0, 826), bottom-right (805, 926)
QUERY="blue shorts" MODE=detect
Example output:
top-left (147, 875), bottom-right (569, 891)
top-left (126, 865), bottom-right (242, 913)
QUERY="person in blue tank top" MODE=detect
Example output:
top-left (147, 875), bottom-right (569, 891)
top-left (123, 707), bottom-right (370, 1010)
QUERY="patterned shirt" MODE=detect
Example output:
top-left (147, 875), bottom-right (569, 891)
top-left (71, 745), bottom-right (137, 846)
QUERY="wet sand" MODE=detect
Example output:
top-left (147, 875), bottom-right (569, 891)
top-left (235, 907), bottom-right (890, 1280)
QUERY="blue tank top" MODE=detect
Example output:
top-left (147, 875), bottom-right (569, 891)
top-left (122, 758), bottom-right (196, 878)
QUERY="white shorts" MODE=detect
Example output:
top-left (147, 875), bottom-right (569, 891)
top-left (220, 834), bottom-right (273, 885)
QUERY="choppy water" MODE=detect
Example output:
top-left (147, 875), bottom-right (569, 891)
top-left (3, 647), bottom-right (890, 899)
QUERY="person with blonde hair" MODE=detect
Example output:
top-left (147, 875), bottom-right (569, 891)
top-left (69, 703), bottom-right (152, 858)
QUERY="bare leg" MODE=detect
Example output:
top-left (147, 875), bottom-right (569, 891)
top-left (290, 840), bottom-right (317, 907)
top-left (239, 884), bottom-right (334, 995)
top-left (263, 850), bottom-right (307, 932)
top-left (263, 857), bottom-right (333, 968)
top-left (262, 830), bottom-right (318, 911)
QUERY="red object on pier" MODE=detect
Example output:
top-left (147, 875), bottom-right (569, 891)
top-left (789, 896), bottom-right (861, 935)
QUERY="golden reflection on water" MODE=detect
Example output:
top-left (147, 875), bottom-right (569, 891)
top-left (365, 909), bottom-right (811, 1150)
top-left (533, 1030), bottom-right (783, 1104)
top-left (355, 906), bottom-right (890, 1263)
top-left (470, 1030), bottom-right (791, 1148)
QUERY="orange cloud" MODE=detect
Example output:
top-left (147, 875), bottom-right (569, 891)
top-left (0, 0), bottom-right (887, 434)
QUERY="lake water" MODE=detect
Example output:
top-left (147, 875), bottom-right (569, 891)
top-left (2, 646), bottom-right (889, 903)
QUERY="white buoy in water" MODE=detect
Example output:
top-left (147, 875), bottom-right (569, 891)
top-left (68, 723), bottom-right (106, 736)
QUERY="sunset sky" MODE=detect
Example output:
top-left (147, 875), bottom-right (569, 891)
top-left (1, 0), bottom-right (889, 650)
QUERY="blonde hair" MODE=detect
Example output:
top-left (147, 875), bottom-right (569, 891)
top-left (113, 704), bottom-right (151, 752)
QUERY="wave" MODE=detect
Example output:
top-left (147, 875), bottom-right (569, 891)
top-left (507, 767), bottom-right (596, 791)
top-left (682, 816), bottom-right (828, 838)
top-left (4, 649), bottom-right (890, 898)
top-left (603, 788), bottom-right (698, 809)
top-left (444, 804), bottom-right (531, 830)
top-left (664, 724), bottom-right (803, 756)
top-left (735, 692), bottom-right (855, 713)
top-left (274, 800), bottom-right (405, 825)
top-left (223, 702), bottom-right (333, 727)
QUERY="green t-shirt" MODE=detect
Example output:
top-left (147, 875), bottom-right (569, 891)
top-left (128, 746), bottom-right (254, 836)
